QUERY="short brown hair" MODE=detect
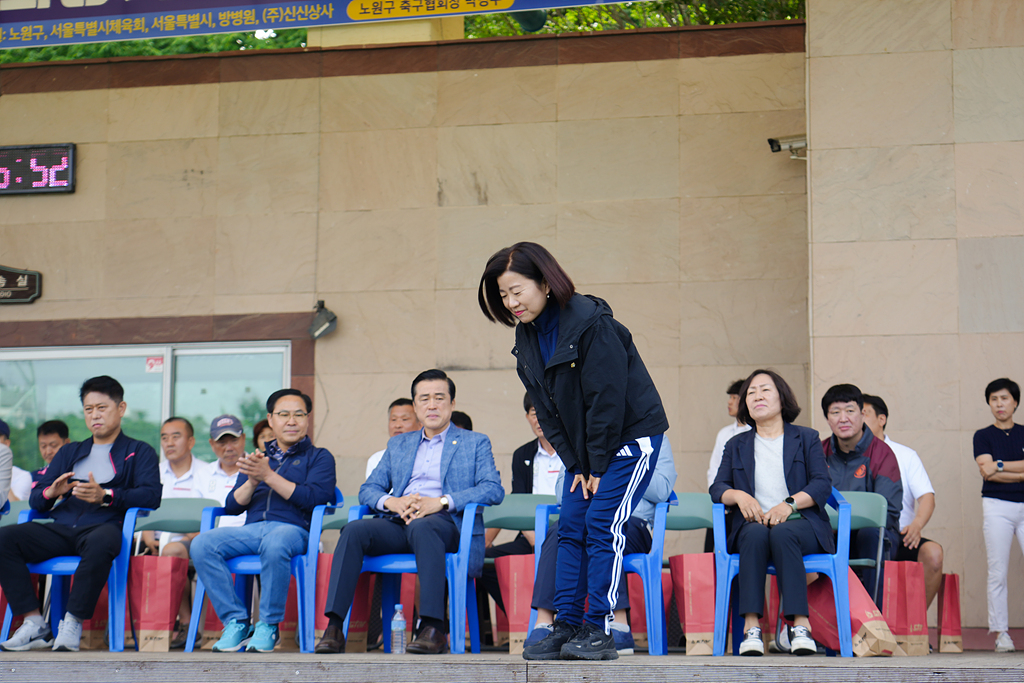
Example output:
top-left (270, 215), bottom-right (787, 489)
top-left (478, 242), bottom-right (576, 327)
top-left (735, 369), bottom-right (802, 425)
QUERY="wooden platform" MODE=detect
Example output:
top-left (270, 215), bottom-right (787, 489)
top-left (2, 651), bottom-right (1022, 683)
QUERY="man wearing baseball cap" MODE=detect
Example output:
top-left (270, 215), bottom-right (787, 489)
top-left (0, 419), bottom-right (13, 507)
top-left (207, 415), bottom-right (247, 528)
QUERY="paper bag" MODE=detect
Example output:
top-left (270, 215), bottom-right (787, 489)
top-left (806, 567), bottom-right (897, 657)
top-left (495, 554), bottom-right (535, 655)
top-left (882, 561), bottom-right (928, 656)
top-left (127, 555), bottom-right (189, 652)
top-left (314, 553), bottom-right (333, 640)
top-left (79, 582), bottom-right (109, 650)
top-left (937, 573), bottom-right (963, 653)
top-left (277, 577), bottom-right (300, 651)
top-left (669, 553), bottom-right (716, 656)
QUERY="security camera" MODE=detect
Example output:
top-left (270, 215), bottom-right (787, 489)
top-left (767, 135), bottom-right (807, 160)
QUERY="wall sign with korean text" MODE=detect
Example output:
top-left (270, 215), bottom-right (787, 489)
top-left (0, 144), bottom-right (76, 195)
top-left (0, 265), bottom-right (43, 304)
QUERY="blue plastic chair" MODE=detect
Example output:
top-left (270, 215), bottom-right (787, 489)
top-left (0, 505), bottom-right (153, 652)
top-left (712, 487), bottom-right (852, 657)
top-left (184, 488), bottom-right (342, 653)
top-left (528, 492), bottom-right (678, 655)
top-left (341, 502), bottom-right (486, 654)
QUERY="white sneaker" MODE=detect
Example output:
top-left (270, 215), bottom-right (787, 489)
top-left (790, 625), bottom-right (817, 656)
top-left (0, 619), bottom-right (53, 651)
top-left (995, 631), bottom-right (1015, 653)
top-left (739, 626), bottom-right (764, 656)
top-left (52, 616), bottom-right (83, 652)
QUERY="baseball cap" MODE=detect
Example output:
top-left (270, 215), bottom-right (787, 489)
top-left (0, 419), bottom-right (9, 438)
top-left (210, 414), bottom-right (244, 441)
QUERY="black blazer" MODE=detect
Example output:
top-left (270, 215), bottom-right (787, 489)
top-left (510, 439), bottom-right (538, 494)
top-left (710, 422), bottom-right (835, 555)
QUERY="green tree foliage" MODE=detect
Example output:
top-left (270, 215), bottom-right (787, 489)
top-left (466, 0), bottom-right (803, 37)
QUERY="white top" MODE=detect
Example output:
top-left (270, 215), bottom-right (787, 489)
top-left (77, 442), bottom-right (116, 485)
top-left (531, 445), bottom-right (562, 496)
top-left (0, 444), bottom-right (12, 505)
top-left (885, 435), bottom-right (935, 531)
top-left (9, 465), bottom-right (33, 501)
top-left (365, 449), bottom-right (385, 480)
top-left (707, 421), bottom-right (752, 489)
top-left (205, 460), bottom-right (246, 527)
top-left (159, 456), bottom-right (213, 541)
top-left (753, 433), bottom-right (789, 514)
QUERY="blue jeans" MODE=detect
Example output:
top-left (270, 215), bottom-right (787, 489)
top-left (191, 521), bottom-right (309, 625)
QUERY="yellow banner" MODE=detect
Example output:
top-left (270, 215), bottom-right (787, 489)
top-left (347, 0), bottom-right (513, 21)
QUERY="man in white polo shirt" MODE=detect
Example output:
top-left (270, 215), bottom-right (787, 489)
top-left (205, 415), bottom-right (247, 528)
top-left (862, 394), bottom-right (944, 609)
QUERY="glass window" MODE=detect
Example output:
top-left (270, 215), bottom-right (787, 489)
top-left (0, 343), bottom-right (289, 472)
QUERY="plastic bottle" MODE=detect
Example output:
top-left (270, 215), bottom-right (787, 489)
top-left (390, 604), bottom-right (407, 654)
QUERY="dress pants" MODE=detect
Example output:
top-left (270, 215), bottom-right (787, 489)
top-left (734, 517), bottom-right (822, 618)
top-left (532, 517), bottom-right (651, 613)
top-left (0, 521), bottom-right (121, 620)
top-left (324, 512), bottom-right (459, 624)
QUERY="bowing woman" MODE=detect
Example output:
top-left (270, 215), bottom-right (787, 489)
top-left (710, 369), bottom-right (834, 656)
top-left (478, 242), bottom-right (669, 661)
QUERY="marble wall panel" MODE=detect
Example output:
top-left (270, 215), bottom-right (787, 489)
top-left (679, 194), bottom-right (807, 282)
top-left (956, 142), bottom-right (1024, 238)
top-left (808, 0), bottom-right (952, 57)
top-left (648, 365), bottom-right (680, 443)
top-left (679, 277), bottom-right (809, 367)
top-left (809, 51), bottom-right (953, 149)
top-left (0, 90), bottom-right (108, 145)
top-left (584, 283), bottom-right (682, 368)
top-left (556, 198), bottom-right (680, 285)
top-left (219, 78), bottom-right (320, 136)
top-left (435, 204), bottom-right (557, 290)
top-left (108, 84), bottom-right (218, 142)
top-left (436, 66), bottom-right (557, 127)
top-left (0, 221), bottom-right (104, 302)
top-left (810, 335), bottom-right (959, 435)
top-left (318, 207), bottom-right (437, 293)
top-left (0, 296), bottom-right (216, 322)
top-left (320, 73), bottom-right (437, 132)
top-left (106, 138), bottom-right (217, 220)
top-left (434, 288), bottom-right (518, 371)
top-left (319, 128), bottom-right (438, 211)
top-left (1, 142), bottom-right (106, 225)
top-left (679, 52), bottom-right (804, 116)
top-left (557, 117), bottom-right (679, 203)
top-left (679, 109), bottom-right (806, 197)
top-left (953, 0), bottom-right (1024, 50)
top-left (441, 368), bottom-right (531, 460)
top-left (217, 134), bottom-right (319, 216)
top-left (216, 213), bottom-right (316, 296)
top-left (889, 429), bottom-right (965, 533)
top-left (101, 217), bottom-right (217, 300)
top-left (557, 60), bottom-right (679, 121)
top-left (958, 236), bottom-right (1024, 333)
top-left (812, 240), bottom-right (958, 337)
top-left (312, 290), bottom-right (437, 375)
top-left (958, 333), bottom-right (1024, 430)
top-left (213, 293), bottom-right (317, 315)
top-left (436, 123), bottom-right (557, 207)
top-left (811, 145), bottom-right (956, 242)
top-left (953, 47), bottom-right (1024, 143)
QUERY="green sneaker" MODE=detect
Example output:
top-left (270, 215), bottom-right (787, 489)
top-left (245, 621), bottom-right (279, 652)
top-left (211, 619), bottom-right (253, 652)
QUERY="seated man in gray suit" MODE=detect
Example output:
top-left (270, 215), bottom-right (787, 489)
top-left (316, 369), bottom-right (504, 655)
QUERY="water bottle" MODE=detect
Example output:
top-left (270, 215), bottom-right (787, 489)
top-left (390, 604), bottom-right (407, 654)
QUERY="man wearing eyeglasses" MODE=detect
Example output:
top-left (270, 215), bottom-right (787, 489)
top-left (190, 389), bottom-right (337, 654)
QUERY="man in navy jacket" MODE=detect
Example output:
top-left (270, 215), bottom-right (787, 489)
top-left (0, 375), bottom-right (161, 652)
top-left (190, 388), bottom-right (336, 654)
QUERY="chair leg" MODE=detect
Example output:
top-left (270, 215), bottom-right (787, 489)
top-left (1, 605), bottom-right (13, 641)
top-left (466, 578), bottom-right (480, 654)
top-left (833, 566), bottom-right (853, 658)
top-left (50, 576), bottom-right (69, 636)
top-left (641, 566), bottom-right (666, 656)
top-left (185, 579), bottom-right (206, 652)
top-left (448, 565), bottom-right (466, 655)
top-left (712, 565), bottom-right (734, 656)
top-left (381, 574), bottom-right (400, 653)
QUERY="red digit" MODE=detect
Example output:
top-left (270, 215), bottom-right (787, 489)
top-left (0, 167), bottom-right (9, 189)
top-left (48, 156), bottom-right (69, 187)
top-left (30, 158), bottom-right (49, 187)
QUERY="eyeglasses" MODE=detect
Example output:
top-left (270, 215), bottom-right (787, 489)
top-left (272, 411), bottom-right (308, 420)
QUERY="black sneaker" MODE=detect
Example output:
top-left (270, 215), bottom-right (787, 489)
top-left (522, 620), bottom-right (577, 661)
top-left (559, 621), bottom-right (618, 661)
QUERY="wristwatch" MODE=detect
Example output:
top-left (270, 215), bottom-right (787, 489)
top-left (997, 460), bottom-right (1005, 473)
top-left (101, 489), bottom-right (114, 507)
top-left (785, 497), bottom-right (798, 514)
top-left (440, 495), bottom-right (450, 511)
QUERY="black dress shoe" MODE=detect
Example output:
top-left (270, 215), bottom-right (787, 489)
top-left (314, 624), bottom-right (346, 654)
top-left (406, 626), bottom-right (449, 655)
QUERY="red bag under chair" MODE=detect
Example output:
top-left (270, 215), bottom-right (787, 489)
top-left (668, 553), bottom-right (716, 656)
top-left (0, 574), bottom-right (39, 643)
top-left (79, 582), bottom-right (109, 650)
top-left (882, 560), bottom-right (928, 656)
top-left (277, 577), bottom-right (300, 651)
top-left (806, 567), bottom-right (898, 657)
top-left (127, 555), bottom-right (189, 652)
top-left (495, 554), bottom-right (534, 654)
top-left (937, 573), bottom-right (963, 653)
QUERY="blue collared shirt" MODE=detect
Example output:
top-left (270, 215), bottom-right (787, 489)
top-left (376, 425), bottom-right (450, 510)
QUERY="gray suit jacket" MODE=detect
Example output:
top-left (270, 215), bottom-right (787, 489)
top-left (360, 425), bottom-right (505, 576)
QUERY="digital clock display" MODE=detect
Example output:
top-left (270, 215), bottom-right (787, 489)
top-left (0, 144), bottom-right (76, 195)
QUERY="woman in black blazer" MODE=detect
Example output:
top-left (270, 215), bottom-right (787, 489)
top-left (709, 369), bottom-right (834, 656)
